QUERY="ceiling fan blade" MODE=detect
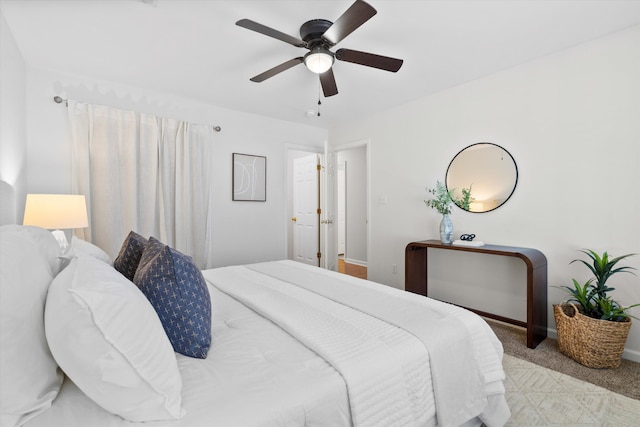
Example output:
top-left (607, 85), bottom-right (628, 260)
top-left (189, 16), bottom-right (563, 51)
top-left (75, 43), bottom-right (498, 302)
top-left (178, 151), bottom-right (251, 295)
top-left (319, 68), bottom-right (338, 97)
top-left (236, 19), bottom-right (306, 48)
top-left (250, 57), bottom-right (304, 82)
top-left (322, 0), bottom-right (377, 45)
top-left (335, 48), bottom-right (403, 72)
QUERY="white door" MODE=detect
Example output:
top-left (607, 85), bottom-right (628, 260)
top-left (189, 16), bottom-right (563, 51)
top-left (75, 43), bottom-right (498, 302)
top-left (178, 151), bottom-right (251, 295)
top-left (292, 154), bottom-right (320, 266)
top-left (321, 142), bottom-right (338, 271)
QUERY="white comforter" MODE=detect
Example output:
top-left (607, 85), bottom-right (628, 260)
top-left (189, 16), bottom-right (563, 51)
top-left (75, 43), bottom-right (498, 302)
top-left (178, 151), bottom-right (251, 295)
top-left (205, 264), bottom-right (434, 426)
top-left (27, 260), bottom-right (509, 427)
top-left (204, 261), bottom-right (509, 427)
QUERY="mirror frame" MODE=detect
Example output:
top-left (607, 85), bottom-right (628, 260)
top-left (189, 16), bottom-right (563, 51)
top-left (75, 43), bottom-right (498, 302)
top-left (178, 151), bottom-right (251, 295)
top-left (445, 142), bottom-right (518, 213)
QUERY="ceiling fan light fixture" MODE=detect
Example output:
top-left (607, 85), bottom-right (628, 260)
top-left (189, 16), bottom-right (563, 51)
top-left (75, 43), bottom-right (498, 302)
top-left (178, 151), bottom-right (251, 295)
top-left (304, 48), bottom-right (334, 74)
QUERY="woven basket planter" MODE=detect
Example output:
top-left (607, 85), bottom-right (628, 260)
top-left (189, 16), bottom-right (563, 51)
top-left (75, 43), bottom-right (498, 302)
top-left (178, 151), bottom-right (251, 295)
top-left (553, 303), bottom-right (632, 368)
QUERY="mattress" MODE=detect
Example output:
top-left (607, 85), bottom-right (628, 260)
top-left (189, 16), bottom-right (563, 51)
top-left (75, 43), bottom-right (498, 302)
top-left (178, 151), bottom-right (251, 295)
top-left (26, 260), bottom-right (509, 427)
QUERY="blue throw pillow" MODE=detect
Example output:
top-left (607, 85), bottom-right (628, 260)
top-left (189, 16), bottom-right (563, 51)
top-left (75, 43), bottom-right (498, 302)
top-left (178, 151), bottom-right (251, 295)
top-left (133, 237), bottom-right (211, 359)
top-left (113, 231), bottom-right (148, 281)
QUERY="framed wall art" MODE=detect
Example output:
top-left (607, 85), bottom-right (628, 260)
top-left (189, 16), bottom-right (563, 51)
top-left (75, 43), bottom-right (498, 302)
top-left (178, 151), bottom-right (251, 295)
top-left (232, 153), bottom-right (266, 201)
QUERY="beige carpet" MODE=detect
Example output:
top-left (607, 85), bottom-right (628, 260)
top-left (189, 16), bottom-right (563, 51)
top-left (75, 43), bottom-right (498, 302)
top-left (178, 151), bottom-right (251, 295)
top-left (503, 354), bottom-right (640, 426)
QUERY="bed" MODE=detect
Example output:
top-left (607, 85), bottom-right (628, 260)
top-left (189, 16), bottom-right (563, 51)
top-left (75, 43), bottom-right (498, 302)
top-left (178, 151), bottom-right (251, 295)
top-left (0, 225), bottom-right (510, 427)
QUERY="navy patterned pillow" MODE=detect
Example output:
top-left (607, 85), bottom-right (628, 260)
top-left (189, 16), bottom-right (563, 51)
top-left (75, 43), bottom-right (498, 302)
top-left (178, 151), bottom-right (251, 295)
top-left (113, 231), bottom-right (148, 281)
top-left (133, 237), bottom-right (212, 359)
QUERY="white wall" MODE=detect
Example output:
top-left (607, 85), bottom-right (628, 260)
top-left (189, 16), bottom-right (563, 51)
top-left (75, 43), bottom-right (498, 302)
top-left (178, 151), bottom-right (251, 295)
top-left (21, 67), bottom-right (326, 266)
top-left (330, 26), bottom-right (640, 360)
top-left (0, 11), bottom-right (27, 223)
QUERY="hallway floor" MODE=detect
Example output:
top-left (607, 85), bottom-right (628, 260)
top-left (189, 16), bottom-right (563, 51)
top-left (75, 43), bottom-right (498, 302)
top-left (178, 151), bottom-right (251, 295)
top-left (337, 256), bottom-right (367, 280)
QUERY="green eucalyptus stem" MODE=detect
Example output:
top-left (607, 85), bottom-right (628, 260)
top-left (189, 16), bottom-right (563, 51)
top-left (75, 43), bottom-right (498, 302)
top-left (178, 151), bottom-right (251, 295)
top-left (424, 180), bottom-right (456, 215)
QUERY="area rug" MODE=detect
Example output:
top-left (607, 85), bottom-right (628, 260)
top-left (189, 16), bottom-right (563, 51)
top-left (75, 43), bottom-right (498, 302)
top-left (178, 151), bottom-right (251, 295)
top-left (503, 354), bottom-right (640, 426)
top-left (487, 319), bottom-right (640, 400)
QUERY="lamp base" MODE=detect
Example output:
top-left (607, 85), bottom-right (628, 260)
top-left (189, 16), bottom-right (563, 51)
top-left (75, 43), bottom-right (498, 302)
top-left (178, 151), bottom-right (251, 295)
top-left (51, 229), bottom-right (70, 253)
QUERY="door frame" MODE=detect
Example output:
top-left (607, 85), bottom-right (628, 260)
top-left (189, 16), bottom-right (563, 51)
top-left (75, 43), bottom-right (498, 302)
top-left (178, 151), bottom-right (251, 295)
top-left (331, 138), bottom-right (371, 272)
top-left (337, 161), bottom-right (346, 256)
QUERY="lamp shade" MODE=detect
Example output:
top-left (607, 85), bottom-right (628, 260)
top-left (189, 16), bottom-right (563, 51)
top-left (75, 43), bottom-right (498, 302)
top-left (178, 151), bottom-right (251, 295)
top-left (23, 194), bottom-right (88, 229)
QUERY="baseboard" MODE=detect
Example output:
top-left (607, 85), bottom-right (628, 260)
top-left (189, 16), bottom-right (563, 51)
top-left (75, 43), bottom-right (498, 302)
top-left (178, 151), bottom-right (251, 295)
top-left (547, 327), bottom-right (640, 363)
top-left (344, 258), bottom-right (367, 267)
top-left (621, 348), bottom-right (640, 363)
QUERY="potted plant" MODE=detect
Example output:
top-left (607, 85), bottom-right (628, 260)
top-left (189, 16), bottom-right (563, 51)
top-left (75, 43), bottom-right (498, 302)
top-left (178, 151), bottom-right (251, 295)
top-left (554, 249), bottom-right (638, 368)
top-left (424, 181), bottom-right (456, 244)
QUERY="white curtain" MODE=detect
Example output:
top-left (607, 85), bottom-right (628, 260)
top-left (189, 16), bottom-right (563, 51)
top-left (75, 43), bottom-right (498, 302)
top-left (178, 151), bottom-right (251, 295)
top-left (68, 101), bottom-right (215, 269)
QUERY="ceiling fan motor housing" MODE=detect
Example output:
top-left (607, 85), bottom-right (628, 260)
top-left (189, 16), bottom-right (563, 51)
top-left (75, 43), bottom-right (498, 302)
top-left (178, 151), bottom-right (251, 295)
top-left (300, 19), bottom-right (334, 47)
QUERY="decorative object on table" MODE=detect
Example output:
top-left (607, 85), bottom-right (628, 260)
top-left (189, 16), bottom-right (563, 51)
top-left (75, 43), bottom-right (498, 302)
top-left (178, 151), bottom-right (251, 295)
top-left (232, 153), bottom-right (267, 201)
top-left (453, 234), bottom-right (485, 247)
top-left (452, 240), bottom-right (485, 247)
top-left (424, 181), bottom-right (455, 244)
top-left (22, 194), bottom-right (89, 252)
top-left (554, 249), bottom-right (638, 368)
top-left (439, 214), bottom-right (453, 245)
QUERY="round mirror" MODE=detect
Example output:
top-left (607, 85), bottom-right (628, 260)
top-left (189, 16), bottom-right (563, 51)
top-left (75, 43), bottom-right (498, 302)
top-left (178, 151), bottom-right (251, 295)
top-left (445, 143), bottom-right (518, 213)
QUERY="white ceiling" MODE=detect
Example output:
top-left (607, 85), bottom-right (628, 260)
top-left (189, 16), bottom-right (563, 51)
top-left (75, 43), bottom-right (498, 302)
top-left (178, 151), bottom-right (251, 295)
top-left (2, 0), bottom-right (640, 128)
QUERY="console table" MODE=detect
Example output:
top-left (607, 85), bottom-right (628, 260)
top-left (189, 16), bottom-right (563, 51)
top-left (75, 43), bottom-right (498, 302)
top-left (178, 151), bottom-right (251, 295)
top-left (405, 240), bottom-right (547, 348)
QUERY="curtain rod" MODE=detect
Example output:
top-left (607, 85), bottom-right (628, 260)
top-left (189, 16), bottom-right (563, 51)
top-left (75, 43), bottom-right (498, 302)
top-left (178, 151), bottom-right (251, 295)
top-left (53, 96), bottom-right (222, 132)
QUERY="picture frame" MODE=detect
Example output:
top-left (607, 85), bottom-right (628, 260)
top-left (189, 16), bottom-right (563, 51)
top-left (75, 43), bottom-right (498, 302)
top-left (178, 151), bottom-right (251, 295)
top-left (232, 153), bottom-right (266, 201)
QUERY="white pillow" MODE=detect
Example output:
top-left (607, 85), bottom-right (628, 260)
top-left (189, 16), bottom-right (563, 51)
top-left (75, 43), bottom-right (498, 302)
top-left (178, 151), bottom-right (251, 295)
top-left (1, 224), bottom-right (63, 275)
top-left (71, 235), bottom-right (113, 265)
top-left (0, 226), bottom-right (64, 427)
top-left (45, 257), bottom-right (185, 421)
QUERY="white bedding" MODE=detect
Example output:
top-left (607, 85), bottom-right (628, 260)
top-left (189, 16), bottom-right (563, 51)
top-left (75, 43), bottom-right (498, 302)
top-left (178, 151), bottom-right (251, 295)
top-left (26, 260), bottom-right (509, 427)
top-left (26, 283), bottom-right (351, 427)
top-left (205, 263), bottom-right (435, 426)
top-left (207, 261), bottom-right (509, 427)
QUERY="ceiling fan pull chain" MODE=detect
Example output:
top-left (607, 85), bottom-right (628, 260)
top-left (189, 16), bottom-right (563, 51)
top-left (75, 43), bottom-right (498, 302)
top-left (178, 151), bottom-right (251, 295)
top-left (317, 81), bottom-right (322, 116)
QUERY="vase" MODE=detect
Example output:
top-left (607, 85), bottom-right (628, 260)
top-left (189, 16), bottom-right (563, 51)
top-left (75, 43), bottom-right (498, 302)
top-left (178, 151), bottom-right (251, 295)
top-left (439, 214), bottom-right (453, 244)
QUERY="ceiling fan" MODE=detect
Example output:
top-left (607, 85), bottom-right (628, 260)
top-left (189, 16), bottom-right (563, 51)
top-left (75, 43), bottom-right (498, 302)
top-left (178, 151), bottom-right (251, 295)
top-left (236, 0), bottom-right (403, 97)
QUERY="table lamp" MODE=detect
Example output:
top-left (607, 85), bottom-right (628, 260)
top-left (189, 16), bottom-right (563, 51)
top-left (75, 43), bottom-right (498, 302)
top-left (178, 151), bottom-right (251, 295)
top-left (23, 194), bottom-right (89, 252)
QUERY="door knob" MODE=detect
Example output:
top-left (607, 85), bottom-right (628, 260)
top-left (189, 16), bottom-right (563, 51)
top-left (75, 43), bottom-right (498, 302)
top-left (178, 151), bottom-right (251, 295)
top-left (291, 217), bottom-right (297, 222)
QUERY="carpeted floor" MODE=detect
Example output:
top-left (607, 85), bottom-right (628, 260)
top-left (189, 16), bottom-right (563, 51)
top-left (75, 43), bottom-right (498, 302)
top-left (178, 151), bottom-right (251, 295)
top-left (487, 319), bottom-right (640, 401)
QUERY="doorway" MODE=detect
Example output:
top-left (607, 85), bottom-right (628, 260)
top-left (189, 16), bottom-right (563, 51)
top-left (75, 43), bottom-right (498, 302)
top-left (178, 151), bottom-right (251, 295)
top-left (335, 141), bottom-right (368, 279)
top-left (285, 140), bottom-right (369, 279)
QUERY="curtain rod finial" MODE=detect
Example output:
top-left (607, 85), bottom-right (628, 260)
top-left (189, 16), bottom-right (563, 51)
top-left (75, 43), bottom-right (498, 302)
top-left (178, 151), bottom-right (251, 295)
top-left (53, 96), bottom-right (68, 106)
